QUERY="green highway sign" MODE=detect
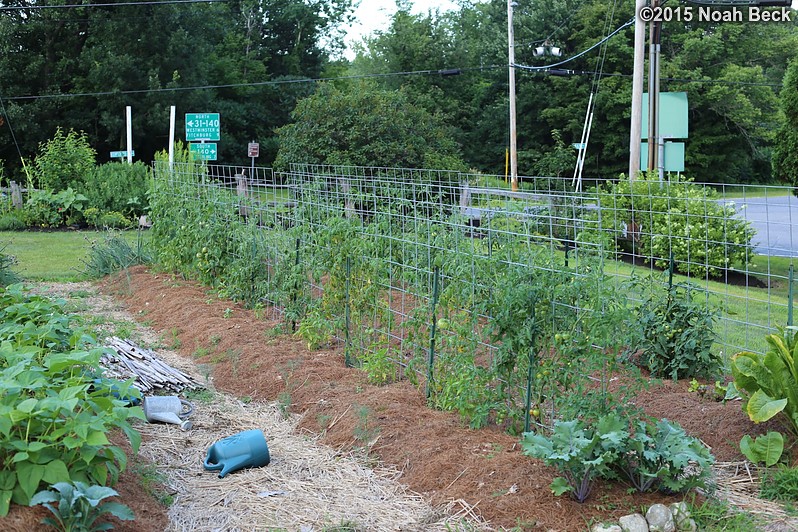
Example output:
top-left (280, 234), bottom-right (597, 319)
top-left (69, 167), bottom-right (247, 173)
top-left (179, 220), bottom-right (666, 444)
top-left (189, 142), bottom-right (218, 161)
top-left (110, 150), bottom-right (134, 158)
top-left (185, 113), bottom-right (220, 141)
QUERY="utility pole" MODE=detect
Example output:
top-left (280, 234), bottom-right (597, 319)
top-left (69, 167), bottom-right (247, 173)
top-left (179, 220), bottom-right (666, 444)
top-left (629, 0), bottom-right (646, 180)
top-left (507, 0), bottom-right (519, 192)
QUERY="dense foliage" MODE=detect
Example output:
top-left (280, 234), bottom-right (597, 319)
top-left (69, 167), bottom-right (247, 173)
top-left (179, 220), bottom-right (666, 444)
top-left (592, 173), bottom-right (755, 278)
top-left (773, 58), bottom-right (798, 193)
top-left (0, 285), bottom-right (143, 516)
top-left (274, 81), bottom-right (467, 171)
top-left (1, 0), bottom-right (795, 183)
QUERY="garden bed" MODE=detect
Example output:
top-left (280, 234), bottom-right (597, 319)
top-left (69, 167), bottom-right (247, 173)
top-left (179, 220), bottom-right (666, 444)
top-left (83, 265), bottom-right (794, 530)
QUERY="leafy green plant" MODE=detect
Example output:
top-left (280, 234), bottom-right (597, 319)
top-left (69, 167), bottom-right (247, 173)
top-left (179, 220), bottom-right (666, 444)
top-left (634, 278), bottom-right (721, 380)
top-left (30, 481), bottom-right (134, 531)
top-left (22, 188), bottom-right (88, 228)
top-left (731, 326), bottom-right (798, 435)
top-left (359, 346), bottom-right (397, 385)
top-left (607, 416), bottom-right (715, 493)
top-left (520, 416), bottom-right (621, 502)
top-left (0, 244), bottom-right (20, 285)
top-left (81, 161), bottom-right (149, 217)
top-left (740, 431), bottom-right (784, 467)
top-left (34, 128), bottom-right (96, 193)
top-left (0, 284), bottom-right (144, 516)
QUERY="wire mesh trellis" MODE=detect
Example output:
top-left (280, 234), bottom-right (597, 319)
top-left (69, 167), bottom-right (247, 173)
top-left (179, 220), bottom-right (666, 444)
top-left (150, 160), bottom-right (797, 426)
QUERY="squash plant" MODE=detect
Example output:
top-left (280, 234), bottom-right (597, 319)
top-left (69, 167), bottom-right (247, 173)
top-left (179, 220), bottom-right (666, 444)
top-left (731, 326), bottom-right (798, 436)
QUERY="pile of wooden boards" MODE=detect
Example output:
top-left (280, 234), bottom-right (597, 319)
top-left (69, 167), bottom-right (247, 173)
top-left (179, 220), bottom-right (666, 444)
top-left (100, 337), bottom-right (202, 394)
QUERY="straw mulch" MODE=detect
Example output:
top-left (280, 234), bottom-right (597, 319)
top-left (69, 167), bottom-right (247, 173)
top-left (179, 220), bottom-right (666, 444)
top-left (711, 461), bottom-right (798, 532)
top-left (137, 392), bottom-right (487, 531)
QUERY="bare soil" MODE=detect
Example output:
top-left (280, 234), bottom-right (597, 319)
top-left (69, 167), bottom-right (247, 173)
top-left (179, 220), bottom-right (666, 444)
top-left (6, 266), bottom-right (787, 531)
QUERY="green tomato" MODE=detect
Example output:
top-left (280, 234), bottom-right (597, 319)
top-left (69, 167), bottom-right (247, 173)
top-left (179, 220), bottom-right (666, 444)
top-left (436, 318), bottom-right (450, 330)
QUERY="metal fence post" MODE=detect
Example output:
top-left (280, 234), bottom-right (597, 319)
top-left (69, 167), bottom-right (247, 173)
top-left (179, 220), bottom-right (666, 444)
top-left (425, 266), bottom-right (441, 401)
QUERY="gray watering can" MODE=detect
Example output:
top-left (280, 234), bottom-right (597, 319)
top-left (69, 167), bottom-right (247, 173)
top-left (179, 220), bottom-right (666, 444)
top-left (142, 396), bottom-right (193, 431)
top-left (204, 429), bottom-right (271, 478)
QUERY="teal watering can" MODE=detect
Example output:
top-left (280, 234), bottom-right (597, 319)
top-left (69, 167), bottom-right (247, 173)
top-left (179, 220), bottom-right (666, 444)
top-left (204, 429), bottom-right (271, 478)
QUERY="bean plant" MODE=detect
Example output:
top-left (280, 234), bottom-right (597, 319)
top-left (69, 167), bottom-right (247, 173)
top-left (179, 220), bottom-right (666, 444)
top-left (0, 285), bottom-right (143, 516)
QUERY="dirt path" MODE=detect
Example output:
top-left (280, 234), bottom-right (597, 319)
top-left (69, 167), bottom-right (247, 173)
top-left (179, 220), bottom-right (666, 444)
top-left (15, 280), bottom-right (484, 531)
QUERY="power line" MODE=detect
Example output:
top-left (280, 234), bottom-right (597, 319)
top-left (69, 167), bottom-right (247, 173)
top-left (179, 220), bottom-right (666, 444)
top-left (1, 65), bottom-right (504, 101)
top-left (0, 0), bottom-right (226, 11)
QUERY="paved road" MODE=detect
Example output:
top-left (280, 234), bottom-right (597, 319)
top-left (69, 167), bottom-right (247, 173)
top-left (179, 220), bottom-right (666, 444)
top-left (731, 194), bottom-right (798, 258)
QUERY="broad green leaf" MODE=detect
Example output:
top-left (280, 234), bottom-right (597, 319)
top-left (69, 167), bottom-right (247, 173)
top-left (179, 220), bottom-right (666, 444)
top-left (16, 462), bottom-right (45, 502)
top-left (550, 476), bottom-right (572, 496)
top-left (42, 459), bottom-right (70, 485)
top-left (0, 489), bottom-right (11, 517)
top-left (86, 431), bottom-right (110, 446)
top-left (746, 390), bottom-right (788, 423)
top-left (740, 432), bottom-right (783, 466)
top-left (16, 398), bottom-right (38, 414)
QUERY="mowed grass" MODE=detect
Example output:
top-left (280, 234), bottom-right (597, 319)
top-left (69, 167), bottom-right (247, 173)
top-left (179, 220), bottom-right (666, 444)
top-left (0, 230), bottom-right (149, 281)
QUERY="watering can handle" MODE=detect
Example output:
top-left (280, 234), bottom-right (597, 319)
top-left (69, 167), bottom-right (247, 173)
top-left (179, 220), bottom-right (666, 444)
top-left (179, 399), bottom-right (193, 420)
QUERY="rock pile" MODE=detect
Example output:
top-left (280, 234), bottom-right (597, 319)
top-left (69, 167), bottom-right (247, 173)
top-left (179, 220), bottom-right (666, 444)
top-left (591, 502), bottom-right (696, 532)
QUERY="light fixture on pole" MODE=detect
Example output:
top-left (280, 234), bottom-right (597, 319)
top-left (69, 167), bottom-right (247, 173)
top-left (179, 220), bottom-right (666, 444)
top-left (533, 41), bottom-right (562, 58)
top-left (507, 0), bottom-right (519, 192)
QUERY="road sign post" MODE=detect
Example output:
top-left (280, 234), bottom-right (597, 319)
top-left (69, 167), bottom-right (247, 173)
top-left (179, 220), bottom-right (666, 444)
top-left (248, 141), bottom-right (259, 178)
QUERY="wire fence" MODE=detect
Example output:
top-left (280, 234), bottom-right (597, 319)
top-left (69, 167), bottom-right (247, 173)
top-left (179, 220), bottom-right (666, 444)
top-left (150, 161), bottom-right (796, 427)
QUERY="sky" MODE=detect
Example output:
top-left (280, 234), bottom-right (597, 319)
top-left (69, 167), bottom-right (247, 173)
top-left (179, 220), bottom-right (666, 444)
top-left (343, 0), bottom-right (461, 57)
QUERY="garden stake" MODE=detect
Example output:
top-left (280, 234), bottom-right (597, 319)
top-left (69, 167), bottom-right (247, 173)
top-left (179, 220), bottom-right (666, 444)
top-left (291, 237), bottom-right (301, 333)
top-left (523, 306), bottom-right (537, 433)
top-left (668, 252), bottom-right (674, 290)
top-left (788, 264), bottom-right (794, 327)
top-left (564, 240), bottom-right (570, 269)
top-left (426, 266), bottom-right (441, 400)
top-left (344, 256), bottom-right (353, 367)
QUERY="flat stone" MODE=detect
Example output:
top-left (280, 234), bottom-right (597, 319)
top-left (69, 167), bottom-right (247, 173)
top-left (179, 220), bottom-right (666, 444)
top-left (591, 524), bottom-right (623, 532)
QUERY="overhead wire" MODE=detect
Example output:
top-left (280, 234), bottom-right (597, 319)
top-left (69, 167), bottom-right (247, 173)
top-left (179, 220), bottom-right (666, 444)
top-left (0, 0), bottom-right (227, 11)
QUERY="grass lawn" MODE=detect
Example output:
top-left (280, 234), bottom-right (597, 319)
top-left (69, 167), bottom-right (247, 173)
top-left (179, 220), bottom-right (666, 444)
top-left (0, 230), bottom-right (149, 281)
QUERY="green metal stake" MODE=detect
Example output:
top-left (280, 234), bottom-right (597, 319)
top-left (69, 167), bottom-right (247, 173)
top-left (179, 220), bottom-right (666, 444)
top-left (788, 264), bottom-right (794, 327)
top-left (523, 307), bottom-right (537, 434)
top-left (668, 252), bottom-right (675, 290)
top-left (290, 237), bottom-right (301, 333)
top-left (425, 266), bottom-right (441, 401)
top-left (344, 256), bottom-right (353, 367)
top-left (564, 241), bottom-right (570, 269)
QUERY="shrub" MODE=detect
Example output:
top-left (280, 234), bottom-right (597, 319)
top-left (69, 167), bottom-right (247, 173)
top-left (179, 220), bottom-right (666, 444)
top-left (21, 188), bottom-right (88, 228)
top-left (596, 173), bottom-right (755, 279)
top-left (81, 162), bottom-right (150, 216)
top-left (732, 326), bottom-right (798, 436)
top-left (634, 278), bottom-right (721, 380)
top-left (34, 128), bottom-right (96, 192)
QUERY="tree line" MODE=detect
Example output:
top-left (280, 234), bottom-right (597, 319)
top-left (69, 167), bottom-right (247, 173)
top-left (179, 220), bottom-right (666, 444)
top-left (0, 0), bottom-right (796, 186)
